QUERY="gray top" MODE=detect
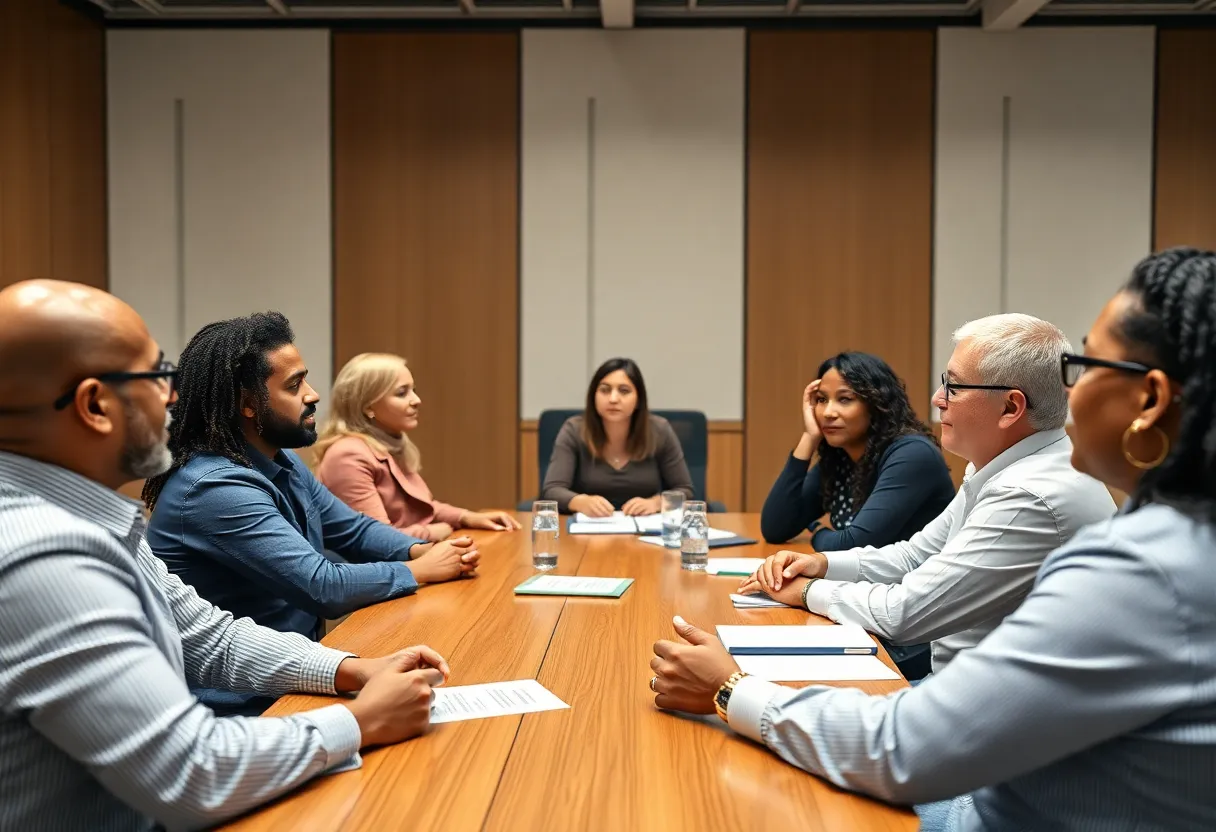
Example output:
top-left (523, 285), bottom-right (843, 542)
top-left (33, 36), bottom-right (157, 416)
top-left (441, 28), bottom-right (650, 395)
top-left (541, 415), bottom-right (694, 512)
top-left (0, 452), bottom-right (361, 832)
top-left (727, 502), bottom-right (1216, 831)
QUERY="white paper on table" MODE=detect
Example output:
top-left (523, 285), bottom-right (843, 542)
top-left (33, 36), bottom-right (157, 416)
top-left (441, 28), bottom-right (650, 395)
top-left (430, 679), bottom-right (570, 724)
top-left (705, 557), bottom-right (765, 575)
top-left (735, 654), bottom-right (899, 682)
top-left (716, 623), bottom-right (877, 654)
top-left (633, 514), bottom-right (665, 534)
top-left (730, 592), bottom-right (789, 609)
top-left (637, 528), bottom-right (740, 547)
top-left (573, 510), bottom-right (628, 524)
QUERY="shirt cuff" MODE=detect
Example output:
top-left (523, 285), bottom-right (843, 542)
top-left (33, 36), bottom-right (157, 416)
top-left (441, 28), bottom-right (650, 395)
top-left (726, 675), bottom-right (786, 744)
top-left (804, 578), bottom-right (838, 616)
top-left (824, 550), bottom-right (861, 581)
top-left (299, 704), bottom-right (363, 770)
top-left (299, 645), bottom-right (357, 695)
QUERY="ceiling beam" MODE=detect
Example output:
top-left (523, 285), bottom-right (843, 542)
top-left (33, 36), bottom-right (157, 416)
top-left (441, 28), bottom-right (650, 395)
top-left (129, 0), bottom-right (164, 12)
top-left (266, 0), bottom-right (290, 13)
top-left (600, 0), bottom-right (634, 27)
top-left (982, 0), bottom-right (1049, 29)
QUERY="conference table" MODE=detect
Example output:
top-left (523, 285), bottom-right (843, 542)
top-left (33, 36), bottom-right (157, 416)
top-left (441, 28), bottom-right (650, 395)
top-left (219, 513), bottom-right (917, 832)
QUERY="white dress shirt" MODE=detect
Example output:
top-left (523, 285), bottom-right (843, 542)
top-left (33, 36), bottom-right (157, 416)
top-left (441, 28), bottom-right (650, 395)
top-left (725, 503), bottom-right (1216, 830)
top-left (805, 429), bottom-right (1116, 670)
top-left (0, 452), bottom-right (362, 832)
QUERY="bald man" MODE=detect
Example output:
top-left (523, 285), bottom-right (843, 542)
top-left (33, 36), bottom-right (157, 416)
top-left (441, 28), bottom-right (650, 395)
top-left (0, 280), bottom-right (448, 831)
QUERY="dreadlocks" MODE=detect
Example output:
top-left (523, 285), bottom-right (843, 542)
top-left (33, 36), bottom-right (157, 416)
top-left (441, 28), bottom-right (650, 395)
top-left (142, 312), bottom-right (295, 511)
top-left (1118, 247), bottom-right (1216, 522)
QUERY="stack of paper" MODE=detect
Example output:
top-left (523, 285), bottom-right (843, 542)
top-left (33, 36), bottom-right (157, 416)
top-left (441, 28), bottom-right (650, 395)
top-left (715, 624), bottom-right (898, 682)
top-left (569, 511), bottom-right (641, 535)
top-left (705, 557), bottom-right (764, 576)
top-left (730, 592), bottom-right (788, 609)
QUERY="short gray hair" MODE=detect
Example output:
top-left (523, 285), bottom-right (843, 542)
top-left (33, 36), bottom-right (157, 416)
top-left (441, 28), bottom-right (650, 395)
top-left (952, 313), bottom-right (1071, 431)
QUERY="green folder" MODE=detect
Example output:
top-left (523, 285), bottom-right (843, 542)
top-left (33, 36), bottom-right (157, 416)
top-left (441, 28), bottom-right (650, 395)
top-left (514, 575), bottom-right (634, 598)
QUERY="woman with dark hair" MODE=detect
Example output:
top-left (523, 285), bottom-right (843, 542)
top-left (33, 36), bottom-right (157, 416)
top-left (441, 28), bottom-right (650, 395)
top-left (760, 351), bottom-right (955, 549)
top-left (541, 358), bottom-right (694, 516)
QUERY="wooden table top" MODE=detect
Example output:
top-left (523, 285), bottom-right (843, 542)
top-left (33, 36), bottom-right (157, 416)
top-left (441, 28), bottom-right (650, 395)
top-left (219, 513), bottom-right (917, 832)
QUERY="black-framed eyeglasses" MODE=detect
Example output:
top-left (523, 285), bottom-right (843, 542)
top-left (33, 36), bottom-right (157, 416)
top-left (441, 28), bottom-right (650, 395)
top-left (1060, 352), bottom-right (1156, 388)
top-left (52, 361), bottom-right (178, 410)
top-left (939, 373), bottom-right (1031, 408)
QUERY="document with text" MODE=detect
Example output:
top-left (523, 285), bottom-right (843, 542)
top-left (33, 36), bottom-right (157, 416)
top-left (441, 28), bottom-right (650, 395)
top-left (430, 679), bottom-right (570, 724)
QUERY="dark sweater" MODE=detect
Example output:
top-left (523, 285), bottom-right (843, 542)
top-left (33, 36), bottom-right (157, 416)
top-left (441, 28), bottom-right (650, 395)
top-left (541, 415), bottom-right (695, 513)
top-left (760, 434), bottom-right (955, 549)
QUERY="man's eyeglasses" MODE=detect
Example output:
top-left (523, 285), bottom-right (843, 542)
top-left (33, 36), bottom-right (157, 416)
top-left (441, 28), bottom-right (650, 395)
top-left (52, 361), bottom-right (178, 410)
top-left (1060, 353), bottom-right (1156, 388)
top-left (940, 373), bottom-right (1031, 408)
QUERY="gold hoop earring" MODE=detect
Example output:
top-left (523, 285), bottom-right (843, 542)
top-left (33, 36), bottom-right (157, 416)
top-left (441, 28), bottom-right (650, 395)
top-left (1122, 420), bottom-right (1169, 470)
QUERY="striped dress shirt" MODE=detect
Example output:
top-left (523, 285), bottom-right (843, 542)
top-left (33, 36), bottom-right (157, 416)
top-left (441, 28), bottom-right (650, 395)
top-left (727, 503), bottom-right (1216, 830)
top-left (0, 452), bottom-right (362, 832)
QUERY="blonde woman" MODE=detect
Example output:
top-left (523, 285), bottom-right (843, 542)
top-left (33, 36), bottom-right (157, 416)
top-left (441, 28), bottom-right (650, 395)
top-left (315, 353), bottom-right (521, 540)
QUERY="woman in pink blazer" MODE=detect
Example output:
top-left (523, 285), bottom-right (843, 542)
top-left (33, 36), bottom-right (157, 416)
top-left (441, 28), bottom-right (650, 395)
top-left (314, 353), bottom-right (520, 541)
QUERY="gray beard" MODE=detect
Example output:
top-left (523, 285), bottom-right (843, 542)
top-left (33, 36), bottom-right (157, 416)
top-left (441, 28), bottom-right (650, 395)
top-left (121, 407), bottom-right (173, 480)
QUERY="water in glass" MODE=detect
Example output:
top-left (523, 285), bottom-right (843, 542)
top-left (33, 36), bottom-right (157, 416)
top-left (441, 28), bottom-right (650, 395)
top-left (661, 490), bottom-right (685, 549)
top-left (531, 501), bottom-right (559, 570)
top-left (680, 501), bottom-right (709, 571)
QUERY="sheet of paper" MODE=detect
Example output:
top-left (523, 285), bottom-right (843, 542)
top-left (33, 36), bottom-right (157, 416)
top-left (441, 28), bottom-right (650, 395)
top-left (569, 512), bottom-right (638, 534)
top-left (705, 557), bottom-right (765, 576)
top-left (430, 679), bottom-right (570, 724)
top-left (633, 514), bottom-right (664, 534)
top-left (515, 574), bottom-right (633, 597)
top-left (573, 511), bottom-right (629, 524)
top-left (735, 654), bottom-right (899, 682)
top-left (638, 530), bottom-right (748, 548)
top-left (717, 624), bottom-right (877, 655)
top-left (730, 592), bottom-right (789, 608)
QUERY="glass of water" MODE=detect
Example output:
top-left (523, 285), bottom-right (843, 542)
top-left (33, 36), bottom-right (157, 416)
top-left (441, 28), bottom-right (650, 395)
top-left (531, 500), bottom-right (560, 571)
top-left (680, 501), bottom-right (709, 571)
top-left (661, 490), bottom-right (685, 549)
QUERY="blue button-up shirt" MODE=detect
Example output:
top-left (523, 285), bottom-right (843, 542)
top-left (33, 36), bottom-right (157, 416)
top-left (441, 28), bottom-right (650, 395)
top-left (148, 447), bottom-right (424, 708)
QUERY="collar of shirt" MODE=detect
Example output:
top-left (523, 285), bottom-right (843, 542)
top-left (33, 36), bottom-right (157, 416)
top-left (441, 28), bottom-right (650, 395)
top-left (0, 451), bottom-right (145, 545)
top-left (246, 443), bottom-right (297, 484)
top-left (961, 427), bottom-right (1068, 498)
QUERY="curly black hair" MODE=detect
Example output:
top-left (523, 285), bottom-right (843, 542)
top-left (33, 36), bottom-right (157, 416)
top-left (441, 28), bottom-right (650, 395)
top-left (142, 312), bottom-right (294, 511)
top-left (1117, 247), bottom-right (1216, 522)
top-left (815, 351), bottom-right (937, 511)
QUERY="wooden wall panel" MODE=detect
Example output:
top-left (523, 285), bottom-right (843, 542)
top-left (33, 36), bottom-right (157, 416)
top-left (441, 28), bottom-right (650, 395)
top-left (518, 420), bottom-right (744, 511)
top-left (333, 32), bottom-right (519, 510)
top-left (1155, 29), bottom-right (1216, 251)
top-left (744, 31), bottom-right (935, 511)
top-left (0, 0), bottom-right (105, 290)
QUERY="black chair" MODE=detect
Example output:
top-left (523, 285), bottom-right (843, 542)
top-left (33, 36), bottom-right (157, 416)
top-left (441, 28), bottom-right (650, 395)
top-left (518, 408), bottom-right (726, 512)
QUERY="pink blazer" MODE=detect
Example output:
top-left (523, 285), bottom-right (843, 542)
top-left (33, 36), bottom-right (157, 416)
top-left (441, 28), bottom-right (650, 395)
top-left (316, 435), bottom-right (466, 541)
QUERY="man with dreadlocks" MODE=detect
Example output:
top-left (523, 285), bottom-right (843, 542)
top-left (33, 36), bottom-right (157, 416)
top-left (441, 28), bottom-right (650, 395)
top-left (145, 311), bottom-right (479, 715)
top-left (0, 281), bottom-right (451, 831)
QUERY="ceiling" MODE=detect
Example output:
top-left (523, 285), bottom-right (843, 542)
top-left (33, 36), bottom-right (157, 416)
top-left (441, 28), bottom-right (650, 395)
top-left (88, 0), bottom-right (1216, 27)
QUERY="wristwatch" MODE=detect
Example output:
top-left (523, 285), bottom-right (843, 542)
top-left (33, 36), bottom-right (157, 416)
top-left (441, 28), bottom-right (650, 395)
top-left (714, 670), bottom-right (749, 723)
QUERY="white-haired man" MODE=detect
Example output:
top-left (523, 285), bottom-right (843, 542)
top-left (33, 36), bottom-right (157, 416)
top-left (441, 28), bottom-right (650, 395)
top-left (737, 313), bottom-right (1117, 674)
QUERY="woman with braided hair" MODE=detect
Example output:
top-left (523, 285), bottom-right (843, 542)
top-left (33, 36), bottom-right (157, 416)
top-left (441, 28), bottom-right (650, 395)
top-left (650, 248), bottom-right (1216, 831)
top-left (145, 312), bottom-right (479, 715)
